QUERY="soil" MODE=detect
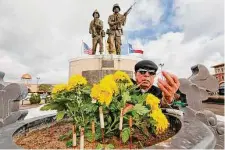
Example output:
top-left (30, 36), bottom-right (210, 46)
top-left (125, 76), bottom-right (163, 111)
top-left (14, 122), bottom-right (176, 149)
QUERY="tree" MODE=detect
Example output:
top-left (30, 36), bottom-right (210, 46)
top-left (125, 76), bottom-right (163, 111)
top-left (38, 84), bottom-right (52, 93)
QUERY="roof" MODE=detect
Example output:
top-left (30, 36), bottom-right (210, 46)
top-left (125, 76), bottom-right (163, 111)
top-left (211, 63), bottom-right (224, 68)
top-left (21, 73), bottom-right (32, 79)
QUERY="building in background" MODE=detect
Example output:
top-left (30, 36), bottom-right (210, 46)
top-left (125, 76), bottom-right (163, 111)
top-left (211, 63), bottom-right (224, 86)
top-left (21, 73), bottom-right (55, 93)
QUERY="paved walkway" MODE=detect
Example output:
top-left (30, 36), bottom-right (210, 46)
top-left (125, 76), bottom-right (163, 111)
top-left (24, 105), bottom-right (56, 120)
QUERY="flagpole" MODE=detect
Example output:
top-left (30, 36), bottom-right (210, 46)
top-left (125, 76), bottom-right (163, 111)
top-left (81, 40), bottom-right (83, 56)
top-left (127, 40), bottom-right (129, 55)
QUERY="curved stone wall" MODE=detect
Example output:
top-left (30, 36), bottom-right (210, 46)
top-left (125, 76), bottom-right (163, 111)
top-left (69, 55), bottom-right (142, 84)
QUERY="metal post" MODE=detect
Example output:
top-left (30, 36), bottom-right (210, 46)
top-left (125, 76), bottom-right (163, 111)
top-left (36, 77), bottom-right (40, 93)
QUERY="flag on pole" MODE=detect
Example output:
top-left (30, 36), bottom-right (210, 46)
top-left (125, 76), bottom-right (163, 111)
top-left (128, 43), bottom-right (144, 54)
top-left (83, 42), bottom-right (92, 55)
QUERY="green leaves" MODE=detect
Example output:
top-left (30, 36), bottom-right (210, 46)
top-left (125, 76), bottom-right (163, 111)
top-left (96, 143), bottom-right (104, 149)
top-left (84, 130), bottom-right (101, 142)
top-left (131, 104), bottom-right (150, 116)
top-left (122, 127), bottom-right (130, 143)
top-left (122, 91), bottom-right (131, 106)
top-left (84, 131), bottom-right (94, 142)
top-left (107, 116), bottom-right (112, 124)
top-left (66, 139), bottom-right (73, 147)
top-left (40, 103), bottom-right (53, 111)
top-left (59, 130), bottom-right (72, 141)
top-left (96, 144), bottom-right (114, 149)
top-left (56, 111), bottom-right (65, 121)
top-left (105, 144), bottom-right (115, 149)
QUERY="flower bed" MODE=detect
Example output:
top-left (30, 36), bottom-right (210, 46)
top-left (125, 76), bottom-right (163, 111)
top-left (14, 120), bottom-right (177, 149)
top-left (18, 71), bottom-right (177, 149)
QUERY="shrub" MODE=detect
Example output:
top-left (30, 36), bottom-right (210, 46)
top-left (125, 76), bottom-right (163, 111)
top-left (45, 95), bottom-right (52, 103)
top-left (30, 93), bottom-right (41, 104)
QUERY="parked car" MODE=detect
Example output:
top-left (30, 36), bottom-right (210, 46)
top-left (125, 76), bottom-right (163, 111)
top-left (40, 93), bottom-right (47, 99)
top-left (218, 85), bottom-right (224, 95)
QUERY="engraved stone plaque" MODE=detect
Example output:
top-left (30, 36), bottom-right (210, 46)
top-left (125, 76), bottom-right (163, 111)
top-left (102, 60), bottom-right (114, 68)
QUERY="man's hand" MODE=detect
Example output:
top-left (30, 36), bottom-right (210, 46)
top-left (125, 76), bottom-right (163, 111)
top-left (157, 71), bottom-right (180, 104)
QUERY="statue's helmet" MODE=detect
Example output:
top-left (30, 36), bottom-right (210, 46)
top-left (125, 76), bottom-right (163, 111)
top-left (92, 9), bottom-right (100, 18)
top-left (113, 3), bottom-right (121, 12)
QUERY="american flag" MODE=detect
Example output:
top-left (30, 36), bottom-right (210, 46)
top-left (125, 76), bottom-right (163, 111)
top-left (83, 42), bottom-right (92, 55)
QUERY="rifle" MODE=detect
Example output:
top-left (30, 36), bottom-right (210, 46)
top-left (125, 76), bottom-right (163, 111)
top-left (124, 2), bottom-right (136, 16)
top-left (116, 2), bottom-right (136, 24)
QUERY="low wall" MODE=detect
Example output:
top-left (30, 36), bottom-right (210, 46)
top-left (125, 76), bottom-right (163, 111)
top-left (69, 55), bottom-right (142, 84)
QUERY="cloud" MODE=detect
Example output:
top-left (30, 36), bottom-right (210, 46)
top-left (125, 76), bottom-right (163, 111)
top-left (174, 0), bottom-right (224, 42)
top-left (0, 50), bottom-right (29, 82)
top-left (0, 0), bottom-right (223, 84)
top-left (128, 0), bottom-right (224, 79)
top-left (131, 32), bottom-right (223, 78)
top-left (125, 0), bottom-right (164, 30)
top-left (0, 0), bottom-right (164, 83)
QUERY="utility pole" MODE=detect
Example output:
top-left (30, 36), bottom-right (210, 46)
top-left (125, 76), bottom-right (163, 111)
top-left (36, 77), bottom-right (40, 93)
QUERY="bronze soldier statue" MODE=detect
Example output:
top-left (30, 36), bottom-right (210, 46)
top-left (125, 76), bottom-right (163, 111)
top-left (107, 3), bottom-right (135, 55)
top-left (107, 4), bottom-right (126, 55)
top-left (89, 10), bottom-right (105, 55)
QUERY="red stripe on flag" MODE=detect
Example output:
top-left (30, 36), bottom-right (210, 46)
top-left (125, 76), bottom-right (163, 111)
top-left (84, 50), bottom-right (92, 55)
top-left (133, 50), bottom-right (143, 54)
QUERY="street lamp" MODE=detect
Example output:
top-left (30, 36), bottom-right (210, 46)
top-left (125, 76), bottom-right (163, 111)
top-left (36, 77), bottom-right (40, 93)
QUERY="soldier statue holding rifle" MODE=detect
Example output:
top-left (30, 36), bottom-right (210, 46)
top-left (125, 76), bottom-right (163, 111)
top-left (107, 3), bottom-right (136, 55)
top-left (89, 10), bottom-right (105, 55)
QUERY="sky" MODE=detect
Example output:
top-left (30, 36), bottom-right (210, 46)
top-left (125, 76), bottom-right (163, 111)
top-left (0, 0), bottom-right (224, 84)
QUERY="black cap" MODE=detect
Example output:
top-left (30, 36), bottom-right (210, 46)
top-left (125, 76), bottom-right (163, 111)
top-left (134, 60), bottom-right (158, 72)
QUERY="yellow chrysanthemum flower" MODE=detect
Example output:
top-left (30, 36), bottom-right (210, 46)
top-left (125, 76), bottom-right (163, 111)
top-left (146, 94), bottom-right (160, 111)
top-left (113, 71), bottom-right (133, 87)
top-left (91, 84), bottom-right (104, 104)
top-left (150, 109), bottom-right (169, 134)
top-left (100, 75), bottom-right (118, 95)
top-left (67, 75), bottom-right (87, 90)
top-left (52, 84), bottom-right (67, 94)
top-left (90, 83), bottom-right (113, 106)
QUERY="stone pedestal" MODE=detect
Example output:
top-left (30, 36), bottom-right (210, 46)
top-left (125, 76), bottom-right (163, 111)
top-left (69, 55), bottom-right (142, 84)
top-left (0, 72), bottom-right (28, 128)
